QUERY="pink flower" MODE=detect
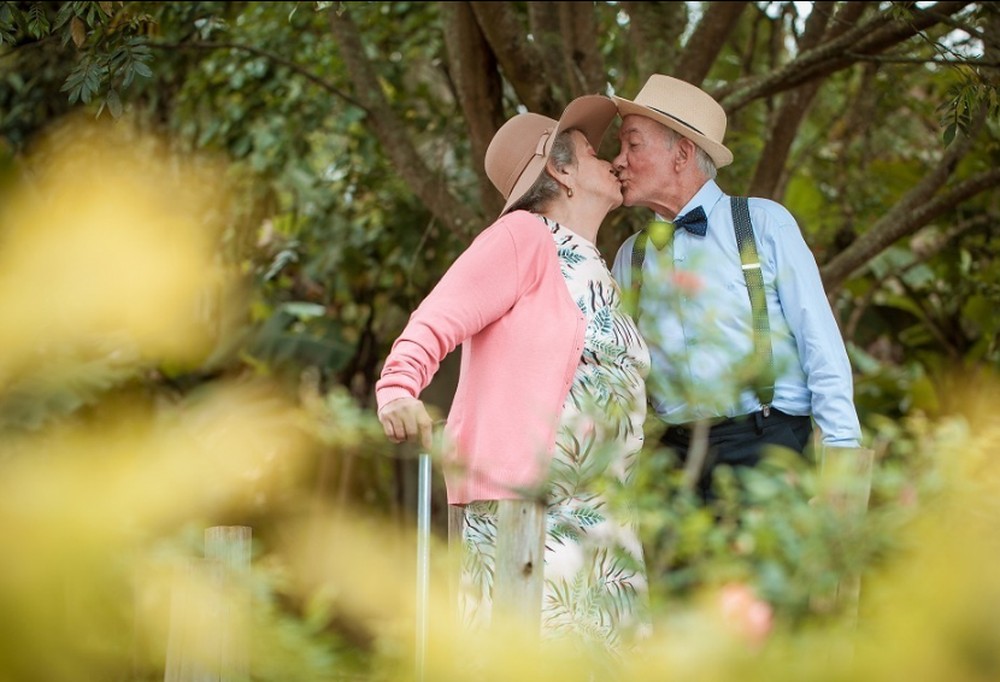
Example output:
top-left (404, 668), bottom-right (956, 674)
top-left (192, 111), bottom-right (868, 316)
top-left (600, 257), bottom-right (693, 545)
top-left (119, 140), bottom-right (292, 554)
top-left (670, 269), bottom-right (703, 296)
top-left (718, 582), bottom-right (773, 646)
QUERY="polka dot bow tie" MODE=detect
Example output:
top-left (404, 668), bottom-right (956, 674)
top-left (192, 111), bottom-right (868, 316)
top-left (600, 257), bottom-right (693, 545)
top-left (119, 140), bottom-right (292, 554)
top-left (673, 206), bottom-right (708, 237)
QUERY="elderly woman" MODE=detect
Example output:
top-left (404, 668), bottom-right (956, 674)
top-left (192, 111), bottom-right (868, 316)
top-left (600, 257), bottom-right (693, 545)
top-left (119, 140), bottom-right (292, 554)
top-left (375, 95), bottom-right (649, 652)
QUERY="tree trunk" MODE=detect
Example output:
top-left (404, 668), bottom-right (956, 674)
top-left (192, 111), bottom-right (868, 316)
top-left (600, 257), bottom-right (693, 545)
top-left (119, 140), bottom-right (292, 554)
top-left (620, 2), bottom-right (688, 88)
top-left (748, 2), bottom-right (834, 199)
top-left (442, 2), bottom-right (507, 217)
top-left (674, 1), bottom-right (749, 86)
top-left (470, 2), bottom-right (560, 116)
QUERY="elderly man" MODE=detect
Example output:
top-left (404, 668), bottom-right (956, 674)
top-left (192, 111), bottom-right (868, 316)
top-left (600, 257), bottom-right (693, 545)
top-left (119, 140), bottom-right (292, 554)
top-left (610, 74), bottom-right (863, 501)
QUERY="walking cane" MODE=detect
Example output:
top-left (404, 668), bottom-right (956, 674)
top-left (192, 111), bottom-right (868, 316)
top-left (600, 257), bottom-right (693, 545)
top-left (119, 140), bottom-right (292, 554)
top-left (415, 451), bottom-right (431, 682)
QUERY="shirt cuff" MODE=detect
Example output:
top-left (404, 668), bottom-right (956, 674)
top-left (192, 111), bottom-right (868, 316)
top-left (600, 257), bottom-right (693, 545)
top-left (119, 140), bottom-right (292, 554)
top-left (821, 435), bottom-right (861, 449)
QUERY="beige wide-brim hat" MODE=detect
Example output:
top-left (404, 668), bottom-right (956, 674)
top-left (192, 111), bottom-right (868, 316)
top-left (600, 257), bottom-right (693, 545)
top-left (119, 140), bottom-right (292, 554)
top-left (485, 94), bottom-right (618, 214)
top-left (613, 74), bottom-right (733, 168)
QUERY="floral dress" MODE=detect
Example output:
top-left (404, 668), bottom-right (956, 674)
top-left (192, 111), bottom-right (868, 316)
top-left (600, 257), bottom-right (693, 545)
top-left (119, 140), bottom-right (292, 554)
top-left (459, 215), bottom-right (651, 655)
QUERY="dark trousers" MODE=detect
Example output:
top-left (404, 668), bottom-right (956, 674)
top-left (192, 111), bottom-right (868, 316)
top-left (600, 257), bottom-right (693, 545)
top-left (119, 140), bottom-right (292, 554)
top-left (659, 408), bottom-right (813, 502)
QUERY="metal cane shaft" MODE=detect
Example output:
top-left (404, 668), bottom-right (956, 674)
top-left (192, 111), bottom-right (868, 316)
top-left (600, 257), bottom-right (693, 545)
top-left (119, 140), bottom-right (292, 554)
top-left (416, 452), bottom-right (431, 682)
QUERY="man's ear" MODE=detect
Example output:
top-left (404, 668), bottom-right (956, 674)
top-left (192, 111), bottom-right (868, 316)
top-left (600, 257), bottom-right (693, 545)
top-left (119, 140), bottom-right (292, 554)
top-left (675, 137), bottom-right (696, 169)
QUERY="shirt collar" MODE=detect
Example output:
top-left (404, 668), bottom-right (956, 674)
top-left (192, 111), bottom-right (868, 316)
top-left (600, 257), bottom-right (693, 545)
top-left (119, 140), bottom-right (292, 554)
top-left (655, 179), bottom-right (724, 226)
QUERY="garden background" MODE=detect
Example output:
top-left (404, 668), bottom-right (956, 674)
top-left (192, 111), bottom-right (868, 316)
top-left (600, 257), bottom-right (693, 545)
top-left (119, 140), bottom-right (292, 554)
top-left (1, 2), bottom-right (998, 680)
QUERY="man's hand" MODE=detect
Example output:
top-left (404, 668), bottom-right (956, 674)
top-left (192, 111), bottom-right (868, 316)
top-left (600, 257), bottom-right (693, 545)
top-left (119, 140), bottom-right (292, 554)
top-left (378, 396), bottom-right (434, 450)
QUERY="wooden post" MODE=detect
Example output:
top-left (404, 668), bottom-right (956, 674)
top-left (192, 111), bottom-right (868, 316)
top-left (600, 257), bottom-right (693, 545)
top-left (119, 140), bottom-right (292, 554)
top-left (447, 504), bottom-right (465, 627)
top-left (164, 526), bottom-right (251, 682)
top-left (818, 445), bottom-right (875, 669)
top-left (493, 499), bottom-right (546, 632)
top-left (205, 526), bottom-right (251, 682)
top-left (821, 447), bottom-right (874, 626)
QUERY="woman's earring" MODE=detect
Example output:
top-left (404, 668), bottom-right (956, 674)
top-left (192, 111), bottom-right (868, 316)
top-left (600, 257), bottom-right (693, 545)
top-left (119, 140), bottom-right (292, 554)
top-left (566, 187), bottom-right (574, 198)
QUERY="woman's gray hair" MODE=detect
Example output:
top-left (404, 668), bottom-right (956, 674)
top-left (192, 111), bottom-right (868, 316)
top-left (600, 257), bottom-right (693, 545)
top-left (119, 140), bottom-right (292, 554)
top-left (662, 126), bottom-right (717, 180)
top-left (505, 129), bottom-right (578, 215)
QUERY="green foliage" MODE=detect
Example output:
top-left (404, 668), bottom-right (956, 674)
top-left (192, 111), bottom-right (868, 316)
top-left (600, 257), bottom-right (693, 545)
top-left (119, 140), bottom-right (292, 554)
top-left (625, 409), bottom-right (965, 637)
top-left (3, 1), bottom-right (997, 416)
top-left (1, 2), bottom-right (155, 116)
top-left (1, 3), bottom-right (999, 675)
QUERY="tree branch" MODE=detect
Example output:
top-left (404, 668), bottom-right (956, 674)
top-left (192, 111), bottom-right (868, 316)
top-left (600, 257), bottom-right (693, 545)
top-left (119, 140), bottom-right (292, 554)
top-left (822, 1), bottom-right (872, 42)
top-left (747, 79), bottom-right (824, 199)
top-left (718, 1), bottom-right (974, 112)
top-left (822, 115), bottom-right (1000, 292)
top-left (328, 8), bottom-right (481, 239)
top-left (145, 39), bottom-right (364, 110)
top-left (746, 2), bottom-right (834, 198)
top-left (895, 272), bottom-right (964, 358)
top-left (674, 1), bottom-right (748, 86)
top-left (921, 6), bottom-right (1000, 46)
top-left (843, 52), bottom-right (1000, 66)
top-left (0, 31), bottom-right (59, 59)
top-left (843, 214), bottom-right (992, 340)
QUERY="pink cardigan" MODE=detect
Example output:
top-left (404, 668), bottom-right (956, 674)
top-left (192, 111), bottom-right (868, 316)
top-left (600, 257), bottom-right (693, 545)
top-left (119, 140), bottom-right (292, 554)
top-left (375, 211), bottom-right (585, 504)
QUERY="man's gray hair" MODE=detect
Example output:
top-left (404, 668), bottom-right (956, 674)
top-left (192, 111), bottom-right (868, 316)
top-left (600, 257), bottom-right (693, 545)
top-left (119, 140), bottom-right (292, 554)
top-left (662, 126), bottom-right (717, 180)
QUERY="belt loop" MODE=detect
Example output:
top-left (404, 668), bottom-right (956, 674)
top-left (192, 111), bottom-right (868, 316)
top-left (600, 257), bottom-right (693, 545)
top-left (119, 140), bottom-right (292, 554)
top-left (754, 411), bottom-right (765, 435)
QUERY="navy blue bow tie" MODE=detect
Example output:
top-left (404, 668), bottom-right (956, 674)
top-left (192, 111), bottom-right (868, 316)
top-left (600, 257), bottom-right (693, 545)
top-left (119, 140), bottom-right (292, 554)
top-left (674, 206), bottom-right (708, 237)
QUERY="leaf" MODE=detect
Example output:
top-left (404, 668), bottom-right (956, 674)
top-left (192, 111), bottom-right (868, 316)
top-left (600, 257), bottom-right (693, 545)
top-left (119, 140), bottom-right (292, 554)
top-left (962, 295), bottom-right (996, 336)
top-left (70, 15), bottom-right (86, 47)
top-left (27, 4), bottom-right (51, 39)
top-left (106, 89), bottom-right (122, 118)
top-left (280, 302), bottom-right (327, 320)
top-left (132, 60), bottom-right (153, 78)
top-left (571, 506), bottom-right (606, 527)
top-left (943, 123), bottom-right (956, 146)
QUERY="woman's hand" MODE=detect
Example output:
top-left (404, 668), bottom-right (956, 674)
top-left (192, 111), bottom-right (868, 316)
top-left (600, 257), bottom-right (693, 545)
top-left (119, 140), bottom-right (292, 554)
top-left (378, 396), bottom-right (434, 450)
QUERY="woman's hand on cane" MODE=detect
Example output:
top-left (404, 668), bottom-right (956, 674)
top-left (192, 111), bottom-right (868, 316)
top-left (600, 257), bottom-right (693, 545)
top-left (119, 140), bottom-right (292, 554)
top-left (378, 396), bottom-right (434, 451)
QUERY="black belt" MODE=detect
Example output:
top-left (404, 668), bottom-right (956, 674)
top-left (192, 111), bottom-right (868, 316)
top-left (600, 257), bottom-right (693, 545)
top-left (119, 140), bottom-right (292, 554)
top-left (665, 407), bottom-right (803, 439)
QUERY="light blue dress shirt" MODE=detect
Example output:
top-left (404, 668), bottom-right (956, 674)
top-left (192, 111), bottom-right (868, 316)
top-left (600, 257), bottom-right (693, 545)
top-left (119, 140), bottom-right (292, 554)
top-left (611, 180), bottom-right (862, 447)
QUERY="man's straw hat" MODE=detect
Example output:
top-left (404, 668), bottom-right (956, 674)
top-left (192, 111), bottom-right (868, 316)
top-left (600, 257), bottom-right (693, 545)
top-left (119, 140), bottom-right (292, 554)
top-left (613, 74), bottom-right (733, 168)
